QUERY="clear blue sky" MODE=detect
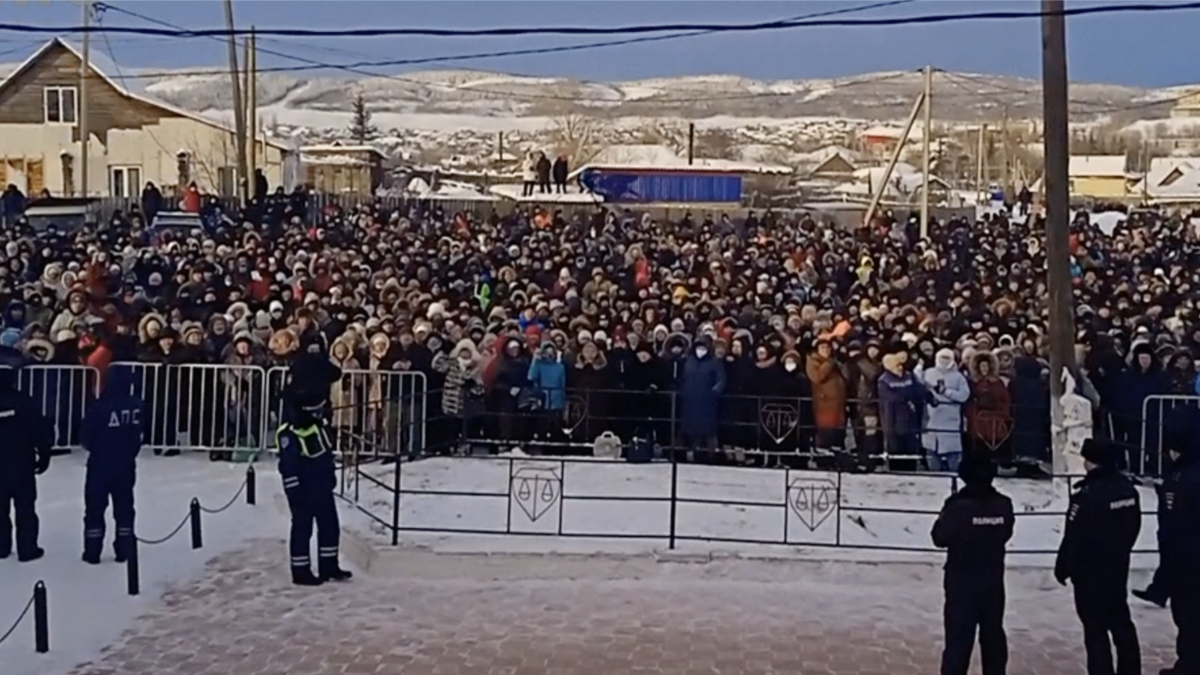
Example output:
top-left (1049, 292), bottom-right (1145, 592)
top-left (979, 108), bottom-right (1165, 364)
top-left (1, 1), bottom-right (1198, 87)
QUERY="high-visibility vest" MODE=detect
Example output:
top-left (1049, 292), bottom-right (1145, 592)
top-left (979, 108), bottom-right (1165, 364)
top-left (276, 423), bottom-right (328, 458)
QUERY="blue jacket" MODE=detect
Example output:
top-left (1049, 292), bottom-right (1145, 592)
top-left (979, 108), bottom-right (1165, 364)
top-left (528, 353), bottom-right (567, 411)
top-left (678, 352), bottom-right (726, 438)
top-left (81, 366), bottom-right (144, 475)
top-left (878, 369), bottom-right (925, 436)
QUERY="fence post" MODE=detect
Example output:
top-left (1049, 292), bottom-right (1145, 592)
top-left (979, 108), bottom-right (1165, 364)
top-left (246, 465), bottom-right (256, 506)
top-left (391, 448), bottom-right (402, 547)
top-left (33, 581), bottom-right (48, 654)
top-left (126, 540), bottom-right (140, 596)
top-left (189, 499), bottom-right (203, 550)
top-left (668, 459), bottom-right (678, 550)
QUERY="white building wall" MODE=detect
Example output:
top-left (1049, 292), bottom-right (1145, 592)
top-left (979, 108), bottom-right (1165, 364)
top-left (0, 118), bottom-right (286, 197)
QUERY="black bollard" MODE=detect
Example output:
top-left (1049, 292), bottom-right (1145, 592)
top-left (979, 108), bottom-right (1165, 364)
top-left (246, 465), bottom-right (256, 506)
top-left (33, 581), bottom-right (48, 654)
top-left (189, 498), bottom-right (203, 550)
top-left (126, 539), bottom-right (141, 596)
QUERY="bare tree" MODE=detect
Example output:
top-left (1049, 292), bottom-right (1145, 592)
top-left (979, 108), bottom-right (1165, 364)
top-left (549, 113), bottom-right (604, 165)
top-left (693, 128), bottom-right (739, 160)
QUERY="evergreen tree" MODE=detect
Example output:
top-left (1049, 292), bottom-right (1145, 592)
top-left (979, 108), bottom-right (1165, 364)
top-left (348, 93), bottom-right (379, 144)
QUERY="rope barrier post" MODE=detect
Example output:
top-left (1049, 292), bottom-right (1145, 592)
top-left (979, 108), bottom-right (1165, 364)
top-left (33, 581), bottom-right (48, 654)
top-left (246, 465), bottom-right (256, 506)
top-left (126, 539), bottom-right (140, 596)
top-left (189, 498), bottom-right (203, 550)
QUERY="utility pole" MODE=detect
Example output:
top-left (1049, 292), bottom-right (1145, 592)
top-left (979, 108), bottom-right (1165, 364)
top-left (687, 123), bottom-right (695, 165)
top-left (975, 123), bottom-right (986, 204)
top-left (223, 0), bottom-right (248, 202)
top-left (1042, 0), bottom-right (1079, 476)
top-left (920, 66), bottom-right (933, 238)
top-left (79, 0), bottom-right (91, 198)
top-left (864, 93), bottom-right (925, 228)
top-left (1000, 106), bottom-right (1010, 202)
top-left (245, 26), bottom-right (257, 194)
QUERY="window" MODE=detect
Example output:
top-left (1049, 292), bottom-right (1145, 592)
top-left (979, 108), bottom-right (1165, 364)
top-left (44, 87), bottom-right (78, 124)
top-left (218, 166), bottom-right (238, 197)
top-left (109, 166), bottom-right (141, 199)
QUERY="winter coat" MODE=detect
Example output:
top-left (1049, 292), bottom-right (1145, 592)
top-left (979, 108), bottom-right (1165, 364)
top-left (677, 352), bottom-right (726, 438)
top-left (921, 364), bottom-right (970, 455)
top-left (806, 353), bottom-right (847, 431)
top-left (431, 339), bottom-right (483, 417)
top-left (528, 352), bottom-right (568, 411)
top-left (1008, 356), bottom-right (1050, 463)
top-left (878, 369), bottom-right (925, 437)
top-left (966, 353), bottom-right (1012, 450)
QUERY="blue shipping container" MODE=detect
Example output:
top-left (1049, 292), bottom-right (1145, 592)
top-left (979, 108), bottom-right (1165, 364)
top-left (578, 169), bottom-right (742, 204)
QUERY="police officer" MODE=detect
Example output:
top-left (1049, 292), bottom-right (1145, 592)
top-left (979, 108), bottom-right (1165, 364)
top-left (80, 365), bottom-right (144, 565)
top-left (278, 348), bottom-right (351, 586)
top-left (1055, 438), bottom-right (1142, 675)
top-left (931, 452), bottom-right (1014, 675)
top-left (0, 365), bottom-right (54, 562)
top-left (1160, 437), bottom-right (1199, 675)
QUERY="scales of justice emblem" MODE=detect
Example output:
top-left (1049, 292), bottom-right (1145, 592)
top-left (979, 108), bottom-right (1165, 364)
top-left (511, 467), bottom-right (561, 522)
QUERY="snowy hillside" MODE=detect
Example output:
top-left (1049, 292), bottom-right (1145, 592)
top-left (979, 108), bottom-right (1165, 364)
top-left (1, 59), bottom-right (1184, 123)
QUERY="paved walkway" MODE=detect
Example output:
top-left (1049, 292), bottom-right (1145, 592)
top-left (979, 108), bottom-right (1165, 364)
top-left (67, 541), bottom-right (1179, 675)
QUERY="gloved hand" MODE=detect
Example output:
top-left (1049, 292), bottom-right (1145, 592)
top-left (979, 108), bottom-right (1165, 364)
top-left (1054, 565), bottom-right (1069, 587)
top-left (35, 456), bottom-right (51, 475)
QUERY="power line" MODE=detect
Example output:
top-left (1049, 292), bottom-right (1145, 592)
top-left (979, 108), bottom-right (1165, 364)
top-left (941, 70), bottom-right (1196, 115)
top-left (246, 0), bottom-right (921, 75)
top-left (94, 1), bottom-right (912, 82)
top-left (5, 2), bottom-right (1200, 39)
top-left (90, 2), bottom-right (918, 105)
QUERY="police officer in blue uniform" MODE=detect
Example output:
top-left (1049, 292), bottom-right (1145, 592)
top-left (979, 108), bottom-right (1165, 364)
top-left (1056, 439), bottom-right (1142, 675)
top-left (1160, 437), bottom-right (1200, 675)
top-left (80, 365), bottom-right (144, 565)
top-left (278, 347), bottom-right (351, 586)
top-left (932, 452), bottom-right (1015, 675)
top-left (0, 365), bottom-right (53, 562)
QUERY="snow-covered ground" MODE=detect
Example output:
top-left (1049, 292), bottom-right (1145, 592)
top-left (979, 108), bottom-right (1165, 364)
top-left (0, 453), bottom-right (285, 675)
top-left (340, 456), bottom-right (1160, 567)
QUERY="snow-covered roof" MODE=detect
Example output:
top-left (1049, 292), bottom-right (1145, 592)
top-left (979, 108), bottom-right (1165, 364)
top-left (0, 38), bottom-right (290, 151)
top-left (300, 153), bottom-right (371, 166)
top-left (301, 142), bottom-right (385, 157)
top-left (860, 125), bottom-right (924, 141)
top-left (570, 143), bottom-right (791, 178)
top-left (489, 184), bottom-right (604, 204)
top-left (406, 179), bottom-right (499, 202)
top-left (1142, 156), bottom-right (1200, 192)
top-left (1068, 155), bottom-right (1127, 178)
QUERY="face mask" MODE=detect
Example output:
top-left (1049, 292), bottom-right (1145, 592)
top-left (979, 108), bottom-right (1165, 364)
top-left (784, 362), bottom-right (797, 372)
top-left (695, 348), bottom-right (708, 358)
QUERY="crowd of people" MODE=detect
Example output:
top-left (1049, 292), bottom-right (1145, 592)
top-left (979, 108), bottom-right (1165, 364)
top-left (1, 180), bottom-right (1199, 474)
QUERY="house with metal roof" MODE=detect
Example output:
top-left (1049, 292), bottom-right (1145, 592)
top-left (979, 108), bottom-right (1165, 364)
top-left (0, 38), bottom-right (293, 198)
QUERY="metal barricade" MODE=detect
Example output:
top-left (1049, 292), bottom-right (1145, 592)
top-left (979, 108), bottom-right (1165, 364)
top-left (121, 362), bottom-right (268, 458)
top-left (15, 365), bottom-right (100, 452)
top-left (1140, 394), bottom-right (1200, 475)
top-left (265, 367), bottom-right (427, 459)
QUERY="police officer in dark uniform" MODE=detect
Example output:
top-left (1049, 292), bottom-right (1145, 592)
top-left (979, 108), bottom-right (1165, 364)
top-left (1056, 438), bottom-right (1142, 675)
top-left (278, 346), bottom-right (351, 586)
top-left (1160, 437), bottom-right (1200, 675)
top-left (931, 452), bottom-right (1015, 675)
top-left (0, 365), bottom-right (54, 562)
top-left (80, 365), bottom-right (144, 565)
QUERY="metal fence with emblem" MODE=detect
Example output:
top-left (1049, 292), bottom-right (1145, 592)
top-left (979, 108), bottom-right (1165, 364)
top-left (333, 454), bottom-right (1162, 554)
